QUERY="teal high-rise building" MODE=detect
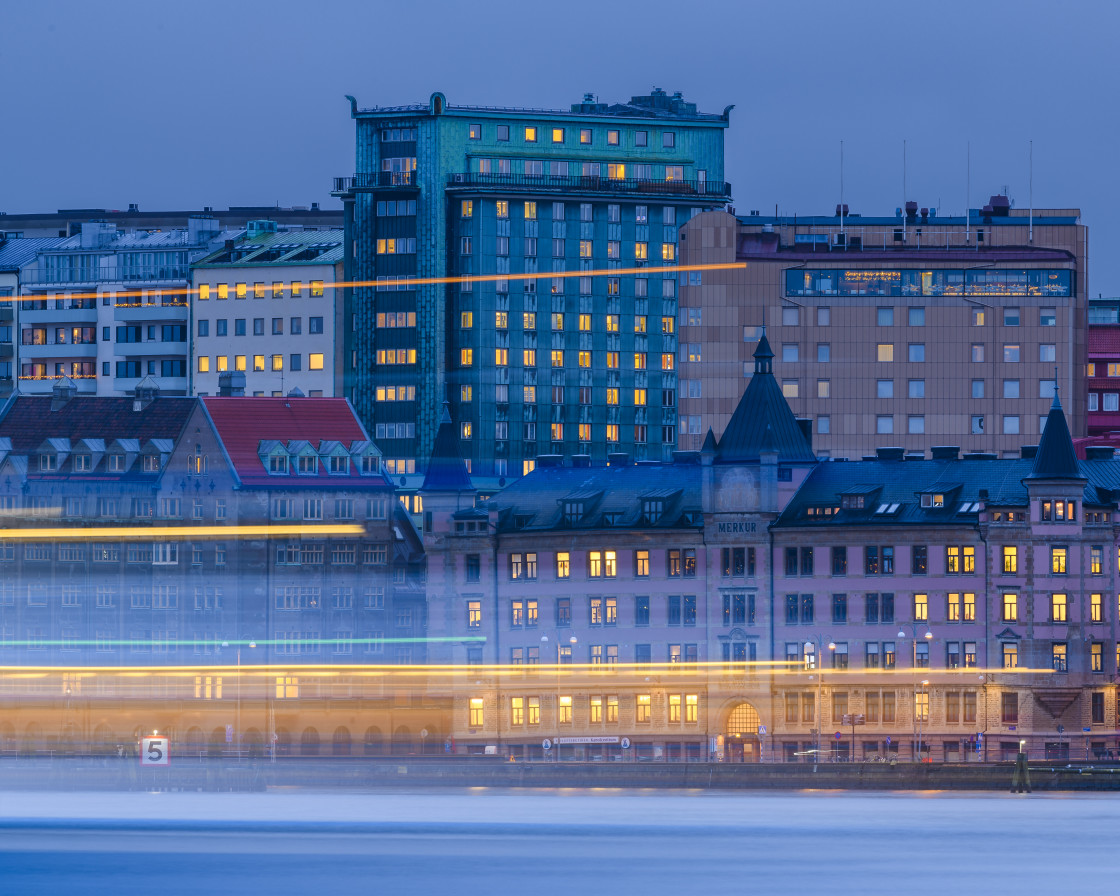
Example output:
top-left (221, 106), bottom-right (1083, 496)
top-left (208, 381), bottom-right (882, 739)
top-left (334, 89), bottom-right (730, 494)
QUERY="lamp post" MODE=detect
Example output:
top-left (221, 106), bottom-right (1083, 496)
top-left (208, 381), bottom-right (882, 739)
top-left (897, 623), bottom-right (933, 761)
top-left (222, 639), bottom-right (255, 761)
top-left (804, 636), bottom-right (835, 759)
top-left (542, 634), bottom-right (577, 761)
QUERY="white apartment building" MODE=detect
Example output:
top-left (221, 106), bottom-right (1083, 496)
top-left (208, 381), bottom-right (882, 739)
top-left (190, 227), bottom-right (344, 397)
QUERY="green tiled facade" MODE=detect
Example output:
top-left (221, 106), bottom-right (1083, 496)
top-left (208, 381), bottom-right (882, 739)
top-left (335, 90), bottom-right (730, 492)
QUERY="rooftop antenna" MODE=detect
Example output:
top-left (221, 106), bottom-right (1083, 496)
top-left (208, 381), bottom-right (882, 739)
top-left (902, 139), bottom-right (908, 241)
top-left (965, 142), bottom-right (971, 244)
top-left (839, 139), bottom-right (845, 237)
top-left (1029, 140), bottom-right (1034, 243)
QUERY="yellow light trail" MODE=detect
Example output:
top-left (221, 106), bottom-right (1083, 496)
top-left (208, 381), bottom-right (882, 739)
top-left (0, 523), bottom-right (365, 541)
top-left (13, 263), bottom-right (746, 303)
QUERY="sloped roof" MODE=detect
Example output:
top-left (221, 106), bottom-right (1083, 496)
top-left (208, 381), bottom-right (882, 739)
top-left (492, 459), bottom-right (702, 533)
top-left (776, 449), bottom-right (1120, 531)
top-left (202, 396), bottom-right (377, 487)
top-left (0, 396), bottom-right (196, 452)
top-left (0, 237), bottom-right (68, 271)
top-left (1027, 395), bottom-right (1083, 481)
top-left (716, 334), bottom-right (815, 464)
top-left (421, 405), bottom-right (474, 492)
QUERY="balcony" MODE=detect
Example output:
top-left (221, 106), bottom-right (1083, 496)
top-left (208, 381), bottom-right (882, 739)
top-left (445, 172), bottom-right (732, 200)
top-left (113, 301), bottom-right (189, 322)
top-left (332, 171), bottom-right (419, 195)
top-left (19, 341), bottom-right (97, 359)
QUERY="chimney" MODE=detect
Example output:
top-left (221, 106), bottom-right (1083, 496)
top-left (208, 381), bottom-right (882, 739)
top-left (218, 371), bottom-right (246, 397)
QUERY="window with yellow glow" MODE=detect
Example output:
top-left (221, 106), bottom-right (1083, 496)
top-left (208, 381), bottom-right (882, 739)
top-left (550, 423), bottom-right (563, 441)
top-left (236, 283), bottom-right (247, 299)
top-left (216, 356), bottom-right (229, 372)
top-left (669, 694), bottom-right (681, 723)
top-left (510, 697), bottom-right (524, 726)
top-left (198, 284), bottom-right (210, 300)
top-left (913, 593), bottom-right (928, 621)
top-left (559, 695), bottom-right (572, 723)
top-left (271, 354), bottom-right (283, 371)
top-left (1051, 593), bottom-right (1067, 622)
top-left (276, 676), bottom-right (299, 699)
top-left (662, 243), bottom-right (676, 261)
top-left (308, 353), bottom-right (324, 371)
top-left (469, 697), bottom-right (484, 728)
top-left (636, 694), bottom-right (651, 722)
top-left (551, 128), bottom-right (564, 144)
top-left (496, 200), bottom-right (509, 218)
top-left (461, 200), bottom-right (473, 218)
top-left (524, 127), bottom-right (537, 142)
top-left (291, 281), bottom-right (302, 297)
top-left (311, 281), bottom-right (324, 297)
top-left (197, 356), bottom-right (210, 373)
top-left (253, 355), bottom-right (265, 372)
top-left (460, 348), bottom-right (473, 366)
top-left (528, 697), bottom-right (540, 725)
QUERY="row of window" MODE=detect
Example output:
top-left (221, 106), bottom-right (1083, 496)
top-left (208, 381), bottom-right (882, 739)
top-left (785, 269), bottom-right (1072, 299)
top-left (464, 311), bottom-right (677, 336)
top-left (455, 274), bottom-right (677, 299)
top-left (197, 282), bottom-right (325, 300)
top-left (460, 236), bottom-right (675, 262)
top-left (858, 342), bottom-right (1058, 364)
top-left (198, 353), bottom-right (325, 374)
top-left (780, 303), bottom-right (1061, 327)
top-left (468, 122), bottom-right (678, 149)
top-left (198, 316), bottom-right (325, 337)
top-left (463, 200), bottom-right (678, 225)
top-left (461, 347), bottom-right (675, 371)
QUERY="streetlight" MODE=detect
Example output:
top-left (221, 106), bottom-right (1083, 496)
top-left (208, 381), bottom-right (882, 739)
top-left (222, 639), bottom-right (256, 761)
top-left (804, 636), bottom-right (835, 759)
top-left (898, 623), bottom-right (933, 761)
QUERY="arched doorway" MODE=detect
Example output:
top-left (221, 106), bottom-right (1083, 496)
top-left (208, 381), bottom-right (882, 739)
top-left (363, 726), bottom-right (383, 756)
top-left (300, 727), bottom-right (320, 757)
top-left (724, 702), bottom-right (762, 763)
top-left (332, 726), bottom-right (352, 756)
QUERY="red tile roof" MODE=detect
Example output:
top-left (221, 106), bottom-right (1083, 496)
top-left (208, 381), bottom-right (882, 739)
top-left (1089, 329), bottom-right (1120, 355)
top-left (202, 397), bottom-right (379, 486)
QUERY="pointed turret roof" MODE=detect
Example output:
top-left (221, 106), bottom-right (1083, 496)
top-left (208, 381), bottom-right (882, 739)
top-left (715, 335), bottom-right (815, 464)
top-left (420, 404), bottom-right (474, 492)
top-left (1026, 394), bottom-right (1083, 481)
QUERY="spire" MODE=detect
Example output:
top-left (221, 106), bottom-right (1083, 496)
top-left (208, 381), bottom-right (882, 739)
top-left (700, 427), bottom-right (717, 455)
top-left (1026, 394), bottom-right (1082, 481)
top-left (420, 402), bottom-right (474, 492)
top-left (715, 330), bottom-right (814, 464)
top-left (753, 328), bottom-right (773, 375)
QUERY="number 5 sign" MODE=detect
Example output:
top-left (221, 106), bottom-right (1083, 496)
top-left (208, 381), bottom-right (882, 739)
top-left (141, 736), bottom-right (170, 766)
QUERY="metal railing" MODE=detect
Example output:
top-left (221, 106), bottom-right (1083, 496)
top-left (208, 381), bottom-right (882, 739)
top-left (446, 172), bottom-right (731, 198)
top-left (332, 171), bottom-right (418, 192)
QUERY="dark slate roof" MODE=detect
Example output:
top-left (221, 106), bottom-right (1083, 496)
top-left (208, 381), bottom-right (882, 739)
top-left (715, 334), bottom-right (815, 464)
top-left (492, 459), bottom-right (702, 533)
top-left (1027, 395), bottom-right (1083, 480)
top-left (0, 237), bottom-right (68, 271)
top-left (421, 405), bottom-right (474, 493)
top-left (775, 452), bottom-right (1120, 530)
top-left (0, 396), bottom-right (196, 452)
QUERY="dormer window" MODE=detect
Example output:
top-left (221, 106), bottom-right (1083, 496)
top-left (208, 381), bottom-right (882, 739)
top-left (840, 495), bottom-right (865, 510)
top-left (564, 501), bottom-right (583, 524)
top-left (920, 493), bottom-right (945, 508)
top-left (806, 505), bottom-right (839, 517)
top-left (108, 454), bottom-right (125, 472)
top-left (328, 455), bottom-right (349, 475)
top-left (360, 455), bottom-right (378, 475)
top-left (73, 455), bottom-right (91, 472)
top-left (297, 455), bottom-right (317, 475)
top-left (642, 499), bottom-right (663, 522)
top-left (142, 455), bottom-right (161, 473)
top-left (269, 454), bottom-right (289, 475)
top-left (38, 454), bottom-right (56, 472)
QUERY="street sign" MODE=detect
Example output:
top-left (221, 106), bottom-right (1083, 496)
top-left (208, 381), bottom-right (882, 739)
top-left (835, 731), bottom-right (841, 740)
top-left (141, 736), bottom-right (169, 766)
top-left (1057, 724), bottom-right (1064, 734)
top-left (757, 725), bottom-right (766, 736)
top-left (886, 736), bottom-right (891, 745)
top-left (542, 738), bottom-right (552, 750)
top-left (1083, 727), bottom-right (1092, 733)
top-left (621, 737), bottom-right (631, 749)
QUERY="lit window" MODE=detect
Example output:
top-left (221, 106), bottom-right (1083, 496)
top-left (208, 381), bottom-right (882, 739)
top-left (197, 356), bottom-right (209, 373)
top-left (524, 126), bottom-right (537, 142)
top-left (877, 343), bottom-right (894, 362)
top-left (552, 127), bottom-right (564, 143)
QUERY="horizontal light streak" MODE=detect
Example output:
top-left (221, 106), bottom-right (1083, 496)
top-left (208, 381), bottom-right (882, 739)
top-left (0, 523), bottom-right (365, 541)
top-left (0, 662), bottom-right (1052, 677)
top-left (14, 263), bottom-right (746, 303)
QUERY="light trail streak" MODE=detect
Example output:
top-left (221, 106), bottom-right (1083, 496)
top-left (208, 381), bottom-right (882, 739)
top-left (0, 523), bottom-right (365, 541)
top-left (14, 263), bottom-right (746, 303)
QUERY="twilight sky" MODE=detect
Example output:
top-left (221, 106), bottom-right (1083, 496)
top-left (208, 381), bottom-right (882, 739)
top-left (4, 0), bottom-right (1118, 291)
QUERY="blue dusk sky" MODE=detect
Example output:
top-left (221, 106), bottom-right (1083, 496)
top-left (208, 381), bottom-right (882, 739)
top-left (4, 0), bottom-right (1118, 291)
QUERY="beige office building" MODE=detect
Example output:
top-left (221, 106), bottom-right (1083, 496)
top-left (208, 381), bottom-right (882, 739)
top-left (678, 199), bottom-right (1087, 458)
